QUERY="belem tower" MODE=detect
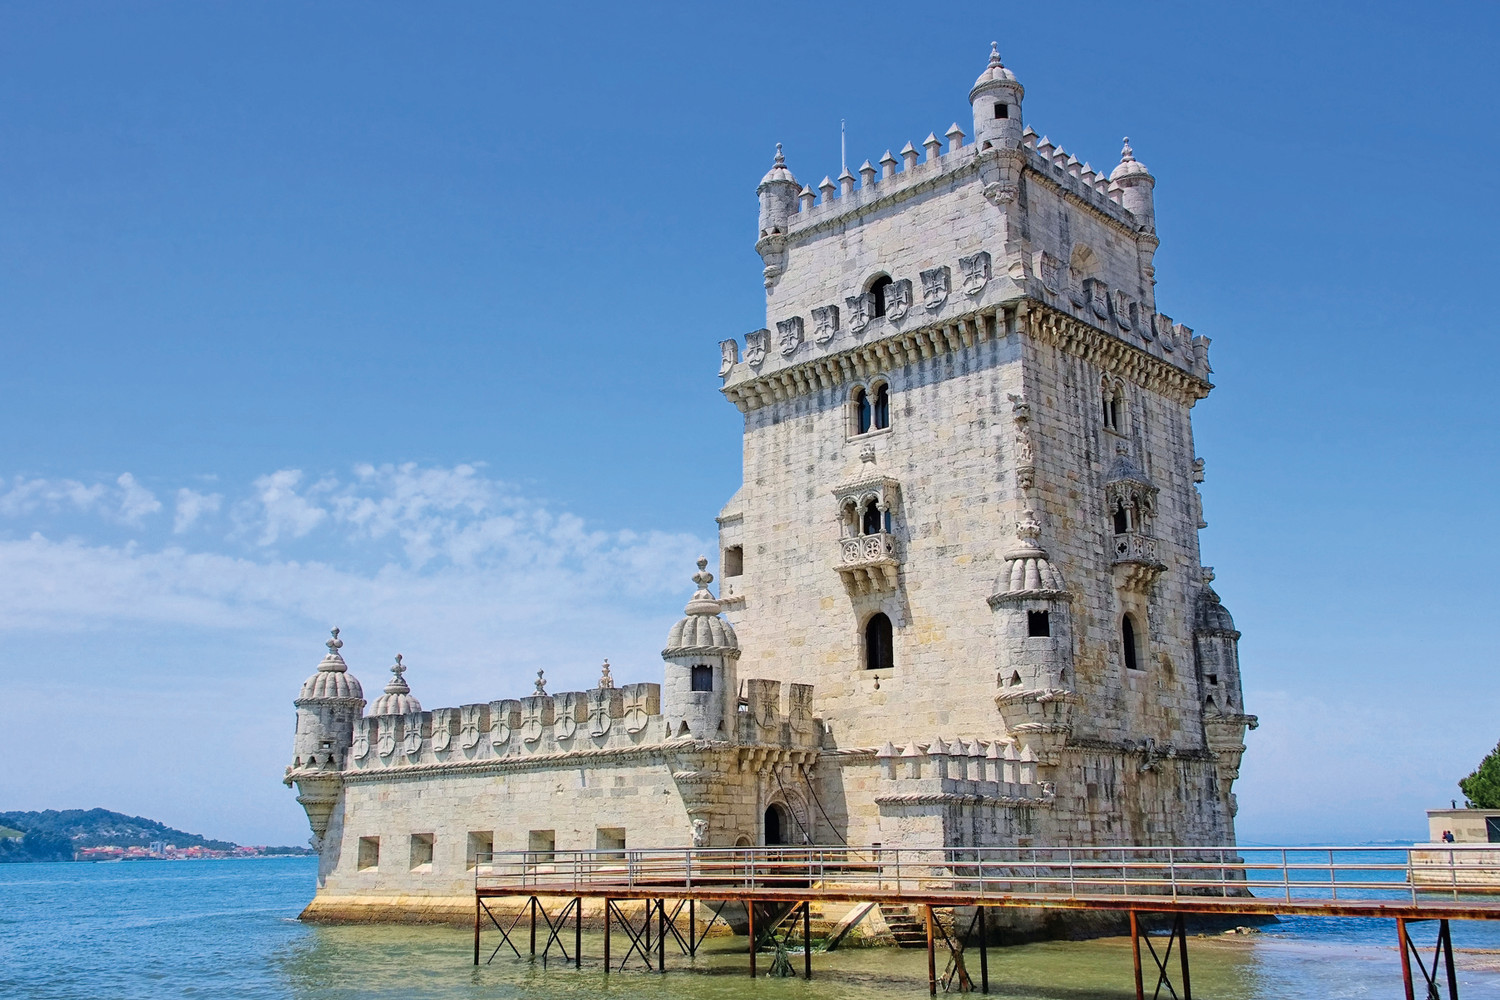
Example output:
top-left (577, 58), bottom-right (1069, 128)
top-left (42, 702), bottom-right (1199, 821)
top-left (285, 46), bottom-right (1256, 924)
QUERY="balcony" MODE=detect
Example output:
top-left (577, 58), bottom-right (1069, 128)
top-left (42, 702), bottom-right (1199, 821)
top-left (837, 532), bottom-right (900, 594)
top-left (1110, 531), bottom-right (1164, 592)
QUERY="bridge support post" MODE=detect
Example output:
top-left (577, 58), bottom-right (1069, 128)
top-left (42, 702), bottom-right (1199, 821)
top-left (1398, 917), bottom-right (1459, 1000)
top-left (926, 904), bottom-right (938, 996)
top-left (658, 898), bottom-right (666, 973)
top-left (473, 896), bottom-right (481, 966)
top-left (603, 898), bottom-right (611, 974)
top-left (748, 900), bottom-right (757, 977)
top-left (529, 896), bottom-right (537, 957)
top-left (978, 905), bottom-right (989, 994)
top-left (574, 896), bottom-right (582, 970)
top-left (1131, 911), bottom-right (1190, 1000)
top-left (690, 899), bottom-right (697, 957)
top-left (804, 899), bottom-right (812, 980)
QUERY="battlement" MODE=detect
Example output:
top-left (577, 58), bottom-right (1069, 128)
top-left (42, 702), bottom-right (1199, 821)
top-left (874, 738), bottom-right (1053, 807)
top-left (335, 672), bottom-right (820, 775)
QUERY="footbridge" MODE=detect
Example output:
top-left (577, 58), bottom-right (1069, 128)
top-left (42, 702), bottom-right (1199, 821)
top-left (474, 843), bottom-right (1500, 999)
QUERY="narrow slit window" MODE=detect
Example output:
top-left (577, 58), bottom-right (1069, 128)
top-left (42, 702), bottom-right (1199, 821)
top-left (854, 388), bottom-right (872, 435)
top-left (1027, 610), bottom-right (1051, 637)
top-left (870, 276), bottom-right (893, 318)
top-left (1122, 615), bottom-right (1141, 671)
top-left (723, 545), bottom-right (743, 577)
top-left (865, 613), bottom-right (894, 671)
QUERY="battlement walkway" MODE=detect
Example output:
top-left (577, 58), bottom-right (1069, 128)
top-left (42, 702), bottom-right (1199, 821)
top-left (474, 844), bottom-right (1500, 999)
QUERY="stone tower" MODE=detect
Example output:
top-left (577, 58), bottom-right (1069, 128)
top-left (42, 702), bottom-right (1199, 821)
top-left (715, 45), bottom-right (1254, 848)
top-left (290, 629), bottom-right (365, 856)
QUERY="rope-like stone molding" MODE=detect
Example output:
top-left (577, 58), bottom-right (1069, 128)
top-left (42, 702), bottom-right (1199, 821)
top-left (875, 792), bottom-right (1055, 808)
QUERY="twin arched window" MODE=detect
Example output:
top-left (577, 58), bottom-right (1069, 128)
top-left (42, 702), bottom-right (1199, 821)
top-left (1102, 378), bottom-right (1125, 432)
top-left (852, 382), bottom-right (891, 435)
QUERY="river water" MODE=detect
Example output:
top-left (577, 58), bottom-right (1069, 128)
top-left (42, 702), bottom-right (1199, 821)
top-left (3, 857), bottom-right (1499, 999)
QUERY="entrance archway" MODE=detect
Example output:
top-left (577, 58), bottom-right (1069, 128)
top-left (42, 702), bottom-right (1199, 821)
top-left (764, 803), bottom-right (789, 846)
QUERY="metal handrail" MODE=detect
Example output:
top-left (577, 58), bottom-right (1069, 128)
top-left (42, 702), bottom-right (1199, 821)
top-left (473, 843), bottom-right (1500, 907)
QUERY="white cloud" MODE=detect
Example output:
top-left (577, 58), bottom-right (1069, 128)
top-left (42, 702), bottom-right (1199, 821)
top-left (173, 488), bottom-right (222, 533)
top-left (0, 475), bottom-right (108, 517)
top-left (115, 472), bottom-right (161, 525)
top-left (246, 469), bottom-right (328, 545)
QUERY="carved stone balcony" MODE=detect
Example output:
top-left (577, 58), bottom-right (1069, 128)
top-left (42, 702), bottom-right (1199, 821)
top-left (1111, 531), bottom-right (1165, 592)
top-left (836, 532), bottom-right (900, 594)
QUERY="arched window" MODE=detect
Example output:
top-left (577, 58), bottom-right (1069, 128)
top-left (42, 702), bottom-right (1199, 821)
top-left (861, 502), bottom-right (883, 536)
top-left (872, 383), bottom-right (890, 430)
top-left (870, 275), bottom-right (893, 318)
top-left (690, 665), bottom-right (713, 692)
top-left (1113, 499), bottom-right (1130, 535)
top-left (1122, 614), bottom-right (1141, 671)
top-left (853, 387), bottom-right (872, 435)
top-left (865, 613), bottom-right (894, 671)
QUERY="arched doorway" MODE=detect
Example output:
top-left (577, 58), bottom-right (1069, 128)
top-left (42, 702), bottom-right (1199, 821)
top-left (764, 803), bottom-right (789, 846)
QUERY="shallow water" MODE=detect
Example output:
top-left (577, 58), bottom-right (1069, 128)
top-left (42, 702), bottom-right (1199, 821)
top-left (2, 857), bottom-right (1499, 999)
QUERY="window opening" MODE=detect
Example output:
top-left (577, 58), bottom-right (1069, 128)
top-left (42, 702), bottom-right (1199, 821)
top-left (861, 502), bottom-right (883, 536)
top-left (690, 664), bottom-right (713, 692)
top-left (409, 833), bottom-right (434, 870)
top-left (764, 804), bottom-right (787, 846)
top-left (1113, 500), bottom-right (1130, 535)
top-left (870, 276), bottom-right (893, 318)
top-left (467, 831), bottom-right (493, 870)
top-left (527, 829), bottom-right (556, 864)
top-left (994, 102), bottom-right (1008, 119)
top-left (1122, 615), bottom-right (1141, 671)
top-left (357, 836), bottom-right (380, 871)
top-left (1103, 389), bottom-right (1120, 430)
top-left (854, 388), bottom-right (872, 435)
top-left (865, 613), bottom-right (895, 671)
top-left (872, 383), bottom-right (890, 430)
top-left (1206, 673), bottom-right (1219, 686)
top-left (1027, 610), bottom-right (1051, 637)
top-left (596, 827), bottom-right (626, 860)
top-left (723, 545), bottom-right (743, 577)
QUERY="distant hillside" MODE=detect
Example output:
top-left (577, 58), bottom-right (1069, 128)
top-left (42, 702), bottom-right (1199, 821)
top-left (0, 808), bottom-right (236, 852)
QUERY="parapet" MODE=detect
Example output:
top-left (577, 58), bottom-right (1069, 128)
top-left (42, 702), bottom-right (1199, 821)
top-left (873, 737), bottom-right (1053, 807)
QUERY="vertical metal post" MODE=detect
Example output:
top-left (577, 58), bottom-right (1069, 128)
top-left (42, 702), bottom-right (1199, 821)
top-left (748, 901), bottom-right (757, 977)
top-left (604, 898), bottom-right (611, 974)
top-left (529, 896), bottom-right (537, 956)
top-left (1176, 914), bottom-right (1192, 1000)
top-left (1397, 917), bottom-right (1415, 1000)
top-left (803, 900), bottom-right (812, 980)
top-left (925, 904), bottom-right (937, 997)
top-left (658, 898), bottom-right (666, 973)
top-left (1442, 920), bottom-right (1458, 1000)
top-left (574, 896), bottom-right (582, 970)
top-left (690, 898), bottom-right (697, 957)
top-left (978, 905), bottom-right (989, 994)
top-left (1130, 911), bottom-right (1145, 1000)
top-left (473, 897), bottom-right (481, 966)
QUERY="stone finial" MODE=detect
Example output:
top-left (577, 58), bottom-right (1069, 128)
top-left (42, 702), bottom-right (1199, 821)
top-left (534, 669), bottom-right (547, 695)
top-left (859, 159), bottom-right (876, 188)
top-left (1015, 509), bottom-right (1043, 547)
top-left (682, 556), bottom-right (722, 616)
top-left (989, 40), bottom-right (1002, 68)
top-left (387, 654), bottom-right (408, 691)
top-left (945, 122), bottom-right (966, 151)
top-left (773, 142), bottom-right (786, 167)
top-left (317, 627), bottom-right (348, 672)
top-left (798, 185), bottom-right (815, 211)
top-left (598, 659), bottom-right (614, 689)
top-left (838, 166), bottom-right (856, 198)
top-left (879, 149), bottom-right (897, 179)
top-left (900, 141), bottom-right (919, 171)
top-left (923, 133), bottom-right (942, 161)
top-left (818, 176), bottom-right (835, 202)
top-left (327, 627), bottom-right (342, 652)
top-left (1120, 136), bottom-right (1135, 163)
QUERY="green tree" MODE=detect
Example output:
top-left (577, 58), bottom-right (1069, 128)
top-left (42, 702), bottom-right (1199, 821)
top-left (1459, 741), bottom-right (1500, 809)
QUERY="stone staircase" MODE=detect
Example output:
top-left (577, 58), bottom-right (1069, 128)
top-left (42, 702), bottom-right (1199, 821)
top-left (878, 904), bottom-right (931, 948)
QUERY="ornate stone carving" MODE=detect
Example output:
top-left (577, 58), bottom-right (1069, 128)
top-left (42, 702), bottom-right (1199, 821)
top-left (1037, 251), bottom-right (1062, 294)
top-left (920, 266), bottom-right (950, 311)
top-left (352, 718), bottom-right (371, 760)
top-left (845, 292), bottom-right (871, 335)
top-left (691, 818), bottom-right (709, 848)
top-left (886, 279), bottom-right (913, 321)
top-left (1192, 457), bottom-right (1207, 529)
top-left (489, 700), bottom-right (519, 748)
top-left (431, 707), bottom-right (455, 752)
top-left (959, 251), bottom-right (991, 297)
top-left (744, 329), bottom-right (769, 368)
top-left (377, 720), bottom-right (396, 759)
top-left (1112, 290), bottom-right (1135, 332)
top-left (555, 692), bottom-right (585, 741)
top-left (788, 683), bottom-right (815, 734)
top-left (459, 704), bottom-right (485, 750)
top-left (718, 339), bottom-right (739, 377)
top-left (520, 694), bottom-right (553, 744)
top-left (588, 686), bottom-right (621, 737)
top-left (401, 712), bottom-right (423, 757)
top-left (1007, 392), bottom-right (1036, 491)
top-left (776, 316), bottom-right (804, 357)
top-left (1085, 278), bottom-right (1111, 321)
top-left (811, 305), bottom-right (840, 345)
top-left (1155, 314), bottom-right (1176, 351)
top-left (621, 683), bottom-right (659, 735)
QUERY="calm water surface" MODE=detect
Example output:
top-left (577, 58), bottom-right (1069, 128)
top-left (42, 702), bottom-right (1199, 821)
top-left (2, 857), bottom-right (1499, 999)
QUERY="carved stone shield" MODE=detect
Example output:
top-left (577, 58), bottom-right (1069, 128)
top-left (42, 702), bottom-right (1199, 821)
top-left (1085, 278), bottom-right (1111, 321)
top-left (377, 723), bottom-right (396, 759)
top-left (959, 251), bottom-right (991, 297)
top-left (431, 708), bottom-right (453, 752)
top-left (718, 338), bottom-right (739, 377)
top-left (811, 305), bottom-right (840, 345)
top-left (555, 692), bottom-right (584, 741)
top-left (460, 704), bottom-right (486, 750)
top-left (886, 279), bottom-right (913, 321)
top-left (490, 699), bottom-right (520, 749)
top-left (1112, 290), bottom-right (1135, 332)
top-left (402, 712), bottom-right (423, 757)
top-left (776, 316), bottom-right (804, 357)
top-left (920, 266), bottom-right (950, 311)
top-left (1153, 313), bottom-right (1176, 351)
top-left (352, 718), bottom-right (371, 761)
top-left (744, 329), bottom-right (769, 368)
top-left (845, 293), bottom-right (871, 335)
top-left (1037, 252), bottom-right (1061, 294)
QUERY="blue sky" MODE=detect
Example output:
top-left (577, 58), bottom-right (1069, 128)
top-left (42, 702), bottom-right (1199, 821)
top-left (1, 2), bottom-right (1495, 846)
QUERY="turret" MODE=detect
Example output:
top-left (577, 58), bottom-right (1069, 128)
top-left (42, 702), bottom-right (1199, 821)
top-left (1109, 137), bottom-right (1155, 233)
top-left (969, 42), bottom-right (1024, 152)
top-left (755, 145), bottom-right (799, 289)
top-left (661, 557), bottom-right (740, 739)
top-left (1194, 567), bottom-right (1258, 821)
top-left (291, 628), bottom-right (365, 771)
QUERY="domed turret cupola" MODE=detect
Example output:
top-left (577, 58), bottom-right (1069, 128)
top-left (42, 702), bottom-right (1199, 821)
top-left (756, 144), bottom-right (799, 288)
top-left (989, 511), bottom-right (1076, 769)
top-left (369, 654), bottom-right (422, 717)
top-left (1193, 567), bottom-right (1257, 818)
top-left (1109, 137), bottom-right (1156, 234)
top-left (661, 557), bottom-right (741, 739)
top-left (970, 42), bottom-right (1024, 152)
top-left (291, 628), bottom-right (365, 772)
